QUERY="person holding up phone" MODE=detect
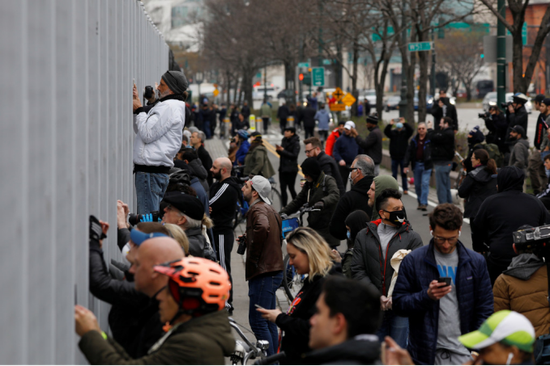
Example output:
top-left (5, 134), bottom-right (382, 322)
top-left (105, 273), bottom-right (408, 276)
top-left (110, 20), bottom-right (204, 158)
top-left (392, 203), bottom-right (493, 365)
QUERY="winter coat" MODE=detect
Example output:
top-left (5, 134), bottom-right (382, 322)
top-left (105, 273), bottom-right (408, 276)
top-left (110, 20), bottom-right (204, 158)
top-left (404, 133), bottom-right (433, 170)
top-left (281, 172), bottom-right (341, 247)
top-left (350, 220), bottom-right (423, 296)
top-left (235, 140), bottom-right (250, 165)
top-left (430, 127), bottom-right (455, 163)
top-left (384, 123), bottom-right (414, 160)
top-left (534, 112), bottom-right (549, 150)
top-left (431, 99), bottom-right (458, 131)
top-left (314, 109), bottom-right (331, 130)
top-left (493, 254), bottom-right (550, 338)
top-left (392, 241), bottom-right (494, 365)
top-left (356, 126), bottom-right (383, 164)
top-left (245, 201), bottom-right (284, 280)
top-left (316, 151), bottom-right (345, 195)
top-left (506, 105), bottom-right (528, 135)
top-left (325, 128), bottom-right (342, 156)
top-left (333, 134), bottom-right (359, 166)
top-left (260, 103), bottom-right (272, 118)
top-left (300, 107), bottom-right (317, 128)
top-left (300, 334), bottom-right (381, 365)
top-left (243, 142), bottom-right (276, 178)
top-left (241, 105), bottom-right (251, 119)
top-left (78, 309), bottom-right (235, 365)
top-left (133, 95), bottom-right (185, 168)
top-left (509, 138), bottom-right (529, 169)
top-left (277, 134), bottom-right (300, 173)
top-left (186, 227), bottom-right (208, 258)
top-left (457, 166), bottom-right (497, 219)
top-left (485, 112), bottom-right (508, 152)
top-left (209, 177), bottom-right (242, 230)
top-left (329, 175), bottom-right (374, 240)
top-left (277, 105), bottom-right (290, 121)
top-left (472, 167), bottom-right (550, 269)
top-left (186, 158), bottom-right (210, 193)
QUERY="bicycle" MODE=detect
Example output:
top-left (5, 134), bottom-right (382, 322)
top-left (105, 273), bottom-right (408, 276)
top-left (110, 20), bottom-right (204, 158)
top-left (229, 317), bottom-right (269, 365)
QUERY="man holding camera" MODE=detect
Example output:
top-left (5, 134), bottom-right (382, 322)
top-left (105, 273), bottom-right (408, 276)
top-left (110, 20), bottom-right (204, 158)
top-left (431, 89), bottom-right (458, 131)
top-left (505, 93), bottom-right (529, 139)
top-left (132, 71), bottom-right (188, 214)
top-left (392, 203), bottom-right (493, 365)
top-left (482, 106), bottom-right (507, 154)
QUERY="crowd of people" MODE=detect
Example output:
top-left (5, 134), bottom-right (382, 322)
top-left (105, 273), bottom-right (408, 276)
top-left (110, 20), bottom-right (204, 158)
top-left (72, 70), bottom-right (550, 365)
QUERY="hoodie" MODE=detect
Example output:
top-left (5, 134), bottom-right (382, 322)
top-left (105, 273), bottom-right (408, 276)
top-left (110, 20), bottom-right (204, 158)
top-left (314, 109), bottom-right (331, 130)
top-left (509, 137), bottom-right (529, 169)
top-left (300, 334), bottom-right (381, 365)
top-left (457, 166), bottom-right (497, 218)
top-left (370, 175), bottom-right (399, 220)
top-left (209, 177), bottom-right (243, 230)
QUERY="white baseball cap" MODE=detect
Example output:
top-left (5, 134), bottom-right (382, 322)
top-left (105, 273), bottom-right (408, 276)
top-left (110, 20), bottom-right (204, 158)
top-left (344, 121), bottom-right (356, 130)
top-left (250, 176), bottom-right (272, 205)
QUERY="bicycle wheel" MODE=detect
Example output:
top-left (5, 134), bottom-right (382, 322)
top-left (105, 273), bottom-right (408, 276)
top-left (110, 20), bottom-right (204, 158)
top-left (270, 187), bottom-right (282, 212)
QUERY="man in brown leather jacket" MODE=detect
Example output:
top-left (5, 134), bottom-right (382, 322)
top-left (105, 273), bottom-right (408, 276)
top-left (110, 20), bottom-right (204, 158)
top-left (239, 175), bottom-right (284, 356)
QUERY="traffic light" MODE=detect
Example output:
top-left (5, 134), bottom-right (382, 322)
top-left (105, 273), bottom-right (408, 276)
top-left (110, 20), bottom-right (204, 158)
top-left (480, 54), bottom-right (484, 59)
top-left (299, 73), bottom-right (304, 81)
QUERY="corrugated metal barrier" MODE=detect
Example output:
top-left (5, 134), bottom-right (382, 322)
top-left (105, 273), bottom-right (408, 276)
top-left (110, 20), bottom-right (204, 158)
top-left (0, 1), bottom-right (169, 363)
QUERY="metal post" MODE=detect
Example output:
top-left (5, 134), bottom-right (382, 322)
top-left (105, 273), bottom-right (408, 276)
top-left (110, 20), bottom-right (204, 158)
top-left (398, 0), bottom-right (407, 118)
top-left (263, 65), bottom-right (267, 101)
top-left (431, 28), bottom-right (436, 96)
top-left (497, 0), bottom-right (506, 106)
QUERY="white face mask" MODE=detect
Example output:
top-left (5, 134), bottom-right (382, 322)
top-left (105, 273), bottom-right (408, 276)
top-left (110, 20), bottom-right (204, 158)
top-left (348, 172), bottom-right (354, 186)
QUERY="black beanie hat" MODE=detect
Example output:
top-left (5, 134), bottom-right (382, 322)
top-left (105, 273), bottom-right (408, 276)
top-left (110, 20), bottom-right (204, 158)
top-left (161, 70), bottom-right (189, 95)
top-left (301, 157), bottom-right (322, 179)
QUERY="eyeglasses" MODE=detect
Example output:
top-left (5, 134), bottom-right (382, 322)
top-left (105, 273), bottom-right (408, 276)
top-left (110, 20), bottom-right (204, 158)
top-left (305, 148), bottom-right (315, 154)
top-left (433, 236), bottom-right (459, 245)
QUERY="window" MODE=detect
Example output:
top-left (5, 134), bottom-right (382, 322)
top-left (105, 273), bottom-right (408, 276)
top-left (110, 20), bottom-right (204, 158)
top-left (171, 6), bottom-right (188, 28)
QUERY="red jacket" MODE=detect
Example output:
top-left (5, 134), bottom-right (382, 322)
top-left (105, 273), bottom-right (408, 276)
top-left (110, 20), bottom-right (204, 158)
top-left (325, 128), bottom-right (342, 157)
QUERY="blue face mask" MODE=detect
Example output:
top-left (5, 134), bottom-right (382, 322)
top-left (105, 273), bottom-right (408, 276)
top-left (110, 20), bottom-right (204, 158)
top-left (396, 123), bottom-right (403, 129)
top-left (346, 231), bottom-right (351, 240)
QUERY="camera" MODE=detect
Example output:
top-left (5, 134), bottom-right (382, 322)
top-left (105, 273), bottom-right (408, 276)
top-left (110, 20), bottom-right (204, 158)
top-left (143, 85), bottom-right (154, 99)
top-left (478, 112), bottom-right (490, 119)
top-left (236, 235), bottom-right (247, 255)
top-left (513, 225), bottom-right (550, 245)
top-left (128, 211), bottom-right (163, 226)
top-left (501, 101), bottom-right (512, 109)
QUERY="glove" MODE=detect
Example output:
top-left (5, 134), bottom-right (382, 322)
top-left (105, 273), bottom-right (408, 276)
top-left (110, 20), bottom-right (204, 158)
top-left (140, 213), bottom-right (154, 222)
top-left (89, 215), bottom-right (103, 243)
top-left (280, 213), bottom-right (289, 220)
top-left (313, 201), bottom-right (325, 209)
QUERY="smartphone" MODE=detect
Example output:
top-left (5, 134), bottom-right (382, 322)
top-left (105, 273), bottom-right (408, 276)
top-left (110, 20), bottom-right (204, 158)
top-left (255, 304), bottom-right (265, 310)
top-left (438, 277), bottom-right (452, 286)
top-left (392, 118), bottom-right (400, 123)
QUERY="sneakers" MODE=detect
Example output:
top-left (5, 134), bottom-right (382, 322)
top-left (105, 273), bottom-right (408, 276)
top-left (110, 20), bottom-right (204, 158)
top-left (418, 204), bottom-right (428, 211)
top-left (403, 190), bottom-right (408, 195)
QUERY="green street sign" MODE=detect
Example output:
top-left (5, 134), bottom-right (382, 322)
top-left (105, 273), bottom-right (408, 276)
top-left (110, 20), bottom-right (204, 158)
top-left (408, 42), bottom-right (433, 52)
top-left (312, 67), bottom-right (325, 87)
top-left (298, 62), bottom-right (310, 68)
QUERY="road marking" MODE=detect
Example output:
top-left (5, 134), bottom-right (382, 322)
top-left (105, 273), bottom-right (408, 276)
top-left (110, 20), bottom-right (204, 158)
top-left (400, 188), bottom-right (470, 224)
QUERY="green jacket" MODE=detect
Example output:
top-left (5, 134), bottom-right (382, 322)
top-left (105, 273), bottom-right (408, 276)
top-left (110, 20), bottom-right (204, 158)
top-left (281, 173), bottom-right (340, 246)
top-left (78, 310), bottom-right (235, 365)
top-left (260, 103), bottom-right (272, 118)
top-left (243, 143), bottom-right (275, 178)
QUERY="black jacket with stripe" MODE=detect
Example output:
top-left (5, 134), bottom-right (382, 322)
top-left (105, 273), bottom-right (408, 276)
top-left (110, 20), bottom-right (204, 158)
top-left (209, 177), bottom-right (242, 230)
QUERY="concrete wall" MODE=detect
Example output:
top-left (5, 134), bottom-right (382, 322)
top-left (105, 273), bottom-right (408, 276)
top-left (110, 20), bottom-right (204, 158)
top-left (0, 1), bottom-right (168, 363)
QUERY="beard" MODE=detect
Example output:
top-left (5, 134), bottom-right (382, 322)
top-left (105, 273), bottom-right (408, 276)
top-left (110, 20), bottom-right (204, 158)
top-left (213, 171), bottom-right (222, 181)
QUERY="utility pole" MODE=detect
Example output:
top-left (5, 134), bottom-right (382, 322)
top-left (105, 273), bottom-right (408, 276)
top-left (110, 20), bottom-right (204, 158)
top-left (431, 27), bottom-right (436, 96)
top-left (263, 65), bottom-right (267, 102)
top-left (497, 0), bottom-right (506, 107)
top-left (398, 0), bottom-right (407, 118)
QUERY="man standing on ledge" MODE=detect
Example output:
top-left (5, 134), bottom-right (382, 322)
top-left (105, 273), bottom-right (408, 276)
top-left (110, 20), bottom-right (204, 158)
top-left (132, 70), bottom-right (188, 214)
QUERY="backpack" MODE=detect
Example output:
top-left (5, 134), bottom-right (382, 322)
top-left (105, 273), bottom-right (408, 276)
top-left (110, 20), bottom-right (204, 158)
top-left (480, 143), bottom-right (504, 168)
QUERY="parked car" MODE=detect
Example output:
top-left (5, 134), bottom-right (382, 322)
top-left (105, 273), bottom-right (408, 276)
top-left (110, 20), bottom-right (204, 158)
top-left (385, 95), bottom-right (401, 111)
top-left (414, 92), bottom-right (435, 111)
top-left (476, 80), bottom-right (494, 99)
top-left (359, 89), bottom-right (377, 105)
top-left (482, 91), bottom-right (532, 114)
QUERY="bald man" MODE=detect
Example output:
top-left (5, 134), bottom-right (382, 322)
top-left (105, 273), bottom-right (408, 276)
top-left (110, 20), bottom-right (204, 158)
top-left (209, 157), bottom-right (242, 313)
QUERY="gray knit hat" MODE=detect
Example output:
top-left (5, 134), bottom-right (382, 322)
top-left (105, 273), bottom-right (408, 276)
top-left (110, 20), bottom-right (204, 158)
top-left (161, 70), bottom-right (188, 95)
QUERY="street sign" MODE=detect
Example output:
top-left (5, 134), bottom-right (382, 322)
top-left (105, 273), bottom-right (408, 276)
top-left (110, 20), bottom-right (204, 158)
top-left (341, 93), bottom-right (356, 107)
top-left (298, 62), bottom-right (310, 68)
top-left (332, 87), bottom-right (344, 101)
top-left (213, 89), bottom-right (219, 97)
top-left (330, 103), bottom-right (346, 112)
top-left (312, 67), bottom-right (325, 87)
top-left (407, 42), bottom-right (433, 52)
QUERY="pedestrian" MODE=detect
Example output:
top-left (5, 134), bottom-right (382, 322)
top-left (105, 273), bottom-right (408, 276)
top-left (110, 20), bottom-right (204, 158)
top-left (175, 147), bottom-right (209, 193)
top-left (508, 125), bottom-right (529, 172)
top-left (462, 125), bottom-right (486, 173)
top-left (505, 93), bottom-right (529, 140)
top-left (243, 132), bottom-right (276, 178)
top-left (329, 154), bottom-right (376, 240)
top-left (353, 115), bottom-right (383, 176)
top-left (325, 121), bottom-right (345, 157)
top-left (404, 122), bottom-right (432, 211)
top-left (493, 225), bottom-right (550, 339)
top-left (384, 117), bottom-right (413, 194)
top-left (255, 227), bottom-right (338, 364)
top-left (216, 103), bottom-right (227, 136)
top-left (368, 175), bottom-right (399, 221)
top-left (301, 102), bottom-right (317, 139)
top-left (280, 158), bottom-right (341, 248)
top-left (275, 127), bottom-right (300, 207)
top-left (307, 92), bottom-right (319, 110)
top-left (484, 105), bottom-right (508, 154)
top-left (431, 117), bottom-right (455, 204)
top-left (351, 188), bottom-right (423, 348)
top-left (341, 210), bottom-right (370, 278)
top-left (75, 257), bottom-right (235, 365)
top-left (364, 98), bottom-right (371, 116)
top-left (528, 95), bottom-right (549, 194)
top-left (239, 176), bottom-right (284, 356)
top-left (277, 101), bottom-right (290, 134)
top-left (132, 70), bottom-right (188, 213)
top-left (301, 276), bottom-right (382, 365)
top-left (457, 149), bottom-right (497, 220)
top-left (536, 154), bottom-right (550, 209)
top-left (233, 129), bottom-right (250, 167)
top-left (392, 203), bottom-right (493, 365)
top-left (294, 101), bottom-right (304, 132)
top-left (190, 130), bottom-right (213, 186)
top-left (260, 99), bottom-right (272, 134)
top-left (314, 103), bottom-right (331, 143)
top-left (333, 121), bottom-right (359, 191)
top-left (304, 137), bottom-right (345, 195)
top-left (472, 166), bottom-right (550, 284)
top-left (241, 100), bottom-right (251, 121)
top-left (199, 103), bottom-right (213, 139)
top-left (431, 89), bottom-right (458, 131)
top-left (209, 158), bottom-right (242, 314)
top-left (229, 104), bottom-right (240, 136)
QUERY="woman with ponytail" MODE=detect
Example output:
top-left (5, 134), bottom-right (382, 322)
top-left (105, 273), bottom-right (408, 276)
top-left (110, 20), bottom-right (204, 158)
top-left (458, 149), bottom-right (498, 219)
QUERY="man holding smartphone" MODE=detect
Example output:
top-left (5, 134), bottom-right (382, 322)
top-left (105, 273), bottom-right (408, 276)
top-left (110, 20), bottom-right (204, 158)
top-left (392, 204), bottom-right (493, 365)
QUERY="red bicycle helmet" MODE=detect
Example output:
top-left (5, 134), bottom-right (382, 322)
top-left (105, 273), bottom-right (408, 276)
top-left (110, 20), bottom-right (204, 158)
top-left (154, 257), bottom-right (231, 317)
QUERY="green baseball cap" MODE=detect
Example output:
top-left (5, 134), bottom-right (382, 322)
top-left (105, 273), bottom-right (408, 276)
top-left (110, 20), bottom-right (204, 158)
top-left (458, 310), bottom-right (535, 353)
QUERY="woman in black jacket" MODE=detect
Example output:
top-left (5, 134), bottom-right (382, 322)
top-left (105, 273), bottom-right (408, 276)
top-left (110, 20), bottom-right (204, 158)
top-left (256, 227), bottom-right (339, 364)
top-left (276, 127), bottom-right (301, 206)
top-left (458, 149), bottom-right (497, 219)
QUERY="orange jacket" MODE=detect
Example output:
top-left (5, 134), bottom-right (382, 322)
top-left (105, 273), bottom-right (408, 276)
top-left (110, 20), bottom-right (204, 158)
top-left (325, 128), bottom-right (342, 157)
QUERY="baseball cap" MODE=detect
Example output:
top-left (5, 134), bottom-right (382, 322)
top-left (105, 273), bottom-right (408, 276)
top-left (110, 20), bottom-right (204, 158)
top-left (344, 121), bottom-right (356, 130)
top-left (130, 229), bottom-right (168, 246)
top-left (511, 125), bottom-right (525, 136)
top-left (542, 98), bottom-right (550, 107)
top-left (250, 131), bottom-right (262, 140)
top-left (161, 191), bottom-right (205, 221)
top-left (534, 94), bottom-right (546, 103)
top-left (249, 175), bottom-right (272, 205)
top-left (458, 310), bottom-right (535, 353)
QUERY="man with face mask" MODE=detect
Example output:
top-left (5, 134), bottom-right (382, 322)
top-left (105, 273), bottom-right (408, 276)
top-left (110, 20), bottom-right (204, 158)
top-left (350, 188), bottom-right (423, 349)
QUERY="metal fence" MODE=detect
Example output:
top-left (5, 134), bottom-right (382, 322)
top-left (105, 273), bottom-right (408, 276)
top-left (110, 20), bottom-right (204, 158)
top-left (0, 1), bottom-right (169, 363)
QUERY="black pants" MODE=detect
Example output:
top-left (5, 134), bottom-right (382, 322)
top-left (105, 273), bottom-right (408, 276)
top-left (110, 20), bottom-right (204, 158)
top-left (213, 228), bottom-right (234, 305)
top-left (487, 259), bottom-right (510, 286)
top-left (280, 118), bottom-right (287, 134)
top-left (339, 165), bottom-right (350, 191)
top-left (304, 126), bottom-right (315, 139)
top-left (262, 117), bottom-right (269, 134)
top-left (318, 130), bottom-right (328, 144)
top-left (280, 171), bottom-right (298, 207)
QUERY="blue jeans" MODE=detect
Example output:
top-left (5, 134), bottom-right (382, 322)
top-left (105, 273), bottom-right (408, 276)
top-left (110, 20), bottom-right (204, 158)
top-left (135, 172), bottom-right (169, 214)
top-left (376, 309), bottom-right (409, 349)
top-left (203, 120), bottom-right (211, 139)
top-left (434, 162), bottom-right (453, 204)
top-left (391, 159), bottom-right (408, 191)
top-left (413, 162), bottom-right (432, 205)
top-left (248, 271), bottom-right (284, 356)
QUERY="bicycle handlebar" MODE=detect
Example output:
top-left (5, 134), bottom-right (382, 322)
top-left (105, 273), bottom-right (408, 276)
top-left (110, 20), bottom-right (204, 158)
top-left (229, 318), bottom-right (257, 350)
top-left (253, 351), bottom-right (287, 365)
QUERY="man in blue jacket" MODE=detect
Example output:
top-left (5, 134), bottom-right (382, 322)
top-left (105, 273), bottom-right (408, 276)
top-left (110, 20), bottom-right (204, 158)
top-left (333, 121), bottom-right (359, 191)
top-left (392, 203), bottom-right (493, 365)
